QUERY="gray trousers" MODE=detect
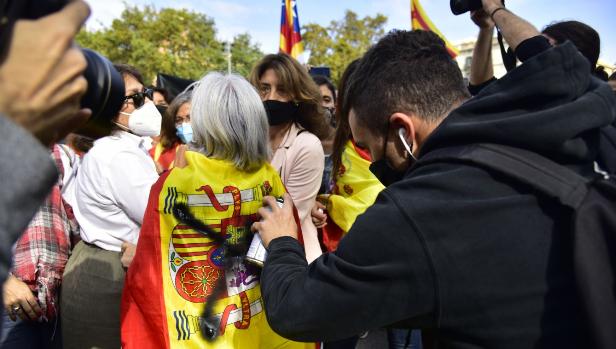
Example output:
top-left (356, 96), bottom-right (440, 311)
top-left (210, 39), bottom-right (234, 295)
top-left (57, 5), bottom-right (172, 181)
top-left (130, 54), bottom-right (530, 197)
top-left (60, 241), bottom-right (126, 349)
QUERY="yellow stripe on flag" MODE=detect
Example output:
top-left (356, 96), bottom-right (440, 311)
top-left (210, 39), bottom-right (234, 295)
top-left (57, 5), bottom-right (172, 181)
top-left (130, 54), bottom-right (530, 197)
top-left (411, 0), bottom-right (459, 57)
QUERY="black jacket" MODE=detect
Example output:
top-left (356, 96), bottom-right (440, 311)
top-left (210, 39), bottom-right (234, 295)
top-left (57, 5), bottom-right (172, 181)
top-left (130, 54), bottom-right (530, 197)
top-left (260, 42), bottom-right (616, 348)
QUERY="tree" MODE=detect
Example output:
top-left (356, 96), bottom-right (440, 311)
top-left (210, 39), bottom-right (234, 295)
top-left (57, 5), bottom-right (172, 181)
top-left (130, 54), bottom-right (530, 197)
top-left (76, 6), bottom-right (263, 84)
top-left (303, 10), bottom-right (387, 84)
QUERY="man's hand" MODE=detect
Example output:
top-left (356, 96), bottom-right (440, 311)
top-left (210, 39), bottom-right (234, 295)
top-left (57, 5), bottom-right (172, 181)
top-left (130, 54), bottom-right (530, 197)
top-left (3, 274), bottom-right (42, 321)
top-left (481, 0), bottom-right (504, 15)
top-left (471, 9), bottom-right (494, 29)
top-left (121, 242), bottom-right (137, 268)
top-left (0, 0), bottom-right (92, 146)
top-left (251, 194), bottom-right (298, 248)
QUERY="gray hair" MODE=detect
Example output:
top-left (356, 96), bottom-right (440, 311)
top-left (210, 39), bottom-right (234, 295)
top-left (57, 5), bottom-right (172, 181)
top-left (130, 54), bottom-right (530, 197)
top-left (191, 72), bottom-right (270, 172)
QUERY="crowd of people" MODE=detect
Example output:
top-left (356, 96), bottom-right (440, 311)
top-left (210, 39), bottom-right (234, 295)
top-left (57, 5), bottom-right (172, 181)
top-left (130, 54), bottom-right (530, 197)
top-left (0, 0), bottom-right (615, 348)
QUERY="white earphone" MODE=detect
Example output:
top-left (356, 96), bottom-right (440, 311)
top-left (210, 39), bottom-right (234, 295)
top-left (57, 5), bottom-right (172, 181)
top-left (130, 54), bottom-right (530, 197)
top-left (398, 128), bottom-right (417, 160)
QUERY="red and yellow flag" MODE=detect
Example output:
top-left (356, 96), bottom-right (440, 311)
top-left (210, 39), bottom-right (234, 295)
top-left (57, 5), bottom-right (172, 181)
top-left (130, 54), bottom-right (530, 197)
top-left (322, 141), bottom-right (384, 252)
top-left (279, 0), bottom-right (304, 59)
top-left (121, 151), bottom-right (315, 349)
top-left (411, 0), bottom-right (459, 58)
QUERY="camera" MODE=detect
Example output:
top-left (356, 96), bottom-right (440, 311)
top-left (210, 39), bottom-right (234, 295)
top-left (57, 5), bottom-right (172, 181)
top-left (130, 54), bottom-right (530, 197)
top-left (0, 0), bottom-right (125, 138)
top-left (450, 0), bottom-right (483, 15)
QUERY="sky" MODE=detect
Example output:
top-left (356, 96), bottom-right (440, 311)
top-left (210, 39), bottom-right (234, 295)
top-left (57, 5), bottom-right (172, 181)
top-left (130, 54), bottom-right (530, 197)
top-left (84, 0), bottom-right (616, 65)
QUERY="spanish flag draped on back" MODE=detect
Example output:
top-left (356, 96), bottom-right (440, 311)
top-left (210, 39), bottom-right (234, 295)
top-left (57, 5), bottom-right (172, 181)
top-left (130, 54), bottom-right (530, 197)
top-left (121, 151), bottom-right (315, 349)
top-left (411, 0), bottom-right (459, 58)
top-left (279, 0), bottom-right (304, 59)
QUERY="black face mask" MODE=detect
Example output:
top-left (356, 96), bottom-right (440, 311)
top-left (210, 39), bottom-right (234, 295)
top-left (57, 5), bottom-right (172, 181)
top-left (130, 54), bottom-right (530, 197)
top-left (369, 158), bottom-right (406, 187)
top-left (369, 128), bottom-right (415, 186)
top-left (263, 100), bottom-right (299, 126)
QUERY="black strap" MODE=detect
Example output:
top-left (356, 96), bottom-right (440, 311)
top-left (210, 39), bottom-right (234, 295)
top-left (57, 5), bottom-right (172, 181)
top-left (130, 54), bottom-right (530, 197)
top-left (418, 144), bottom-right (589, 209)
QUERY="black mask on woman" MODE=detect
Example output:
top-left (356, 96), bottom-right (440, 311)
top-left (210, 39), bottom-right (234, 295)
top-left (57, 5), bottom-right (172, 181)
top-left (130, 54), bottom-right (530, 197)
top-left (263, 100), bottom-right (299, 126)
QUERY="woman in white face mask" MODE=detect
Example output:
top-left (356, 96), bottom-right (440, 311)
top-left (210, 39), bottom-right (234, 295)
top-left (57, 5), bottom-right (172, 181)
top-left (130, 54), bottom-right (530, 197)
top-left (148, 90), bottom-right (192, 173)
top-left (60, 64), bottom-right (160, 349)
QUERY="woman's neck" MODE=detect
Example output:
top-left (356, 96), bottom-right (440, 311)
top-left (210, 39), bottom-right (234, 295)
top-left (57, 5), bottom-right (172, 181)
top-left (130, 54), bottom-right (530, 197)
top-left (269, 122), bottom-right (293, 151)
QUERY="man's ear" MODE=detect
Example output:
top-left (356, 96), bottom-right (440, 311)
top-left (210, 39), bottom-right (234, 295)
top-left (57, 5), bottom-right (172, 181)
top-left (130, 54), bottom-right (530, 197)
top-left (389, 112), bottom-right (416, 145)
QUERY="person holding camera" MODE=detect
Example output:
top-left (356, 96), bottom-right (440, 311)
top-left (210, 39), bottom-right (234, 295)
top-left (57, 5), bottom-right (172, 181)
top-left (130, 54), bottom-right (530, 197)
top-left (0, 1), bottom-right (91, 288)
top-left (253, 0), bottom-right (615, 348)
top-left (59, 64), bottom-right (160, 349)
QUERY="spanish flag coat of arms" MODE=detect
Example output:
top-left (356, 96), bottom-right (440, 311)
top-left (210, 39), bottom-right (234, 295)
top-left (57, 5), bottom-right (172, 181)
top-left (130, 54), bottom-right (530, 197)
top-left (121, 151), bottom-right (315, 348)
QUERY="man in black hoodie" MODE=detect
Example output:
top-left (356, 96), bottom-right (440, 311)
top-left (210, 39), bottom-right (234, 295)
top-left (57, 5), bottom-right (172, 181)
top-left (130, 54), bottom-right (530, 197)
top-left (252, 0), bottom-right (616, 348)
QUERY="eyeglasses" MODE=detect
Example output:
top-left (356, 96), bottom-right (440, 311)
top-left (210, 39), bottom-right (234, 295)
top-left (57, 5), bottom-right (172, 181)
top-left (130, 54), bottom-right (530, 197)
top-left (123, 88), bottom-right (154, 108)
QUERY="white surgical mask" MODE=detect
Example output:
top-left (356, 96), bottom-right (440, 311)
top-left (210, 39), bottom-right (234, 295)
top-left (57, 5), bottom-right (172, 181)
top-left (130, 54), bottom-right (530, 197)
top-left (176, 122), bottom-right (193, 144)
top-left (120, 101), bottom-right (162, 137)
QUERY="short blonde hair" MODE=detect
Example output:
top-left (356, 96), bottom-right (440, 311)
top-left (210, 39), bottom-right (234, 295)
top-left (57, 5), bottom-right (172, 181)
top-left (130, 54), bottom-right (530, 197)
top-left (191, 72), bottom-right (270, 172)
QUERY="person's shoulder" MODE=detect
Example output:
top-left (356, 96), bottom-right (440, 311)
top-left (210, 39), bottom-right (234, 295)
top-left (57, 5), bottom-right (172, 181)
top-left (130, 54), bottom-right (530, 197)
top-left (292, 129), bottom-right (323, 157)
top-left (295, 128), bottom-right (321, 146)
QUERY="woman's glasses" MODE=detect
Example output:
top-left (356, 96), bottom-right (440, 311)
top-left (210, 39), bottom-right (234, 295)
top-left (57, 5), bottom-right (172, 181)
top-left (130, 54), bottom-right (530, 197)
top-left (123, 88), bottom-right (154, 108)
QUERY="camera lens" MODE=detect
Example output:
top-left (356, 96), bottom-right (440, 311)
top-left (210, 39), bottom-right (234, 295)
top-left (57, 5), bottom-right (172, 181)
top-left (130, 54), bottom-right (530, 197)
top-left (76, 48), bottom-right (125, 139)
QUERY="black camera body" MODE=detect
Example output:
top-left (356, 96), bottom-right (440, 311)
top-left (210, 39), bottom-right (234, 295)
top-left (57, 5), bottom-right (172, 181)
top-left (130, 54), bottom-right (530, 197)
top-left (0, 0), bottom-right (125, 138)
top-left (450, 0), bottom-right (483, 15)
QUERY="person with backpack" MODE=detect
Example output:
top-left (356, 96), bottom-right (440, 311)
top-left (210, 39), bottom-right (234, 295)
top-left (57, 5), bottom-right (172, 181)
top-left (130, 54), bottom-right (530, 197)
top-left (252, 0), bottom-right (616, 348)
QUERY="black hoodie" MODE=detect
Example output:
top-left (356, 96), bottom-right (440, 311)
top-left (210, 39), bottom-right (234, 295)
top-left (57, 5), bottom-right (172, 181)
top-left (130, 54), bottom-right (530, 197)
top-left (260, 42), bottom-right (616, 348)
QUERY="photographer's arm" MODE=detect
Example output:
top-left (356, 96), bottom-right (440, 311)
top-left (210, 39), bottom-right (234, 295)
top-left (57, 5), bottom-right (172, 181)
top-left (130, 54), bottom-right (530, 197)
top-left (481, 0), bottom-right (540, 52)
top-left (469, 10), bottom-right (495, 88)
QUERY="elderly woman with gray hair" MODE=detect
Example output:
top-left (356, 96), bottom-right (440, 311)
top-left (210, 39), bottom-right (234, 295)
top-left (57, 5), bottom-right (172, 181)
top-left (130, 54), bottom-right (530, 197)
top-left (121, 72), bottom-right (314, 348)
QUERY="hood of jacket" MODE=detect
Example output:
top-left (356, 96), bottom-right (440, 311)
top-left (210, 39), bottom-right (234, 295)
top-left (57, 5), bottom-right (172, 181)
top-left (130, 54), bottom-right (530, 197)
top-left (420, 42), bottom-right (616, 167)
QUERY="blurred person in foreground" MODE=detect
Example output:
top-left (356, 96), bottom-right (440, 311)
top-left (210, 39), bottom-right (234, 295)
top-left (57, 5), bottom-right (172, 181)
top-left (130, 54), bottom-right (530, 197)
top-left (0, 140), bottom-right (88, 349)
top-left (0, 1), bottom-right (91, 286)
top-left (121, 72), bottom-right (314, 349)
top-left (60, 64), bottom-right (160, 349)
top-left (150, 90), bottom-right (192, 172)
top-left (250, 53), bottom-right (329, 263)
top-left (253, 0), bottom-right (616, 347)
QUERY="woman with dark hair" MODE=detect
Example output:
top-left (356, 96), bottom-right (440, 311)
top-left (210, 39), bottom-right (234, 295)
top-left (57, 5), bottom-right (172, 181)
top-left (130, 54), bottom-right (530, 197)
top-left (60, 64), bottom-right (160, 349)
top-left (149, 90), bottom-right (192, 172)
top-left (250, 53), bottom-right (328, 262)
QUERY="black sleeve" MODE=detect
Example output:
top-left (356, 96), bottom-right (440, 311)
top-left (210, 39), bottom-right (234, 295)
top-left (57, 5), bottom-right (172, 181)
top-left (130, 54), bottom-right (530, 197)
top-left (514, 35), bottom-right (551, 62)
top-left (0, 115), bottom-right (57, 282)
top-left (468, 77), bottom-right (498, 96)
top-left (260, 190), bottom-right (436, 342)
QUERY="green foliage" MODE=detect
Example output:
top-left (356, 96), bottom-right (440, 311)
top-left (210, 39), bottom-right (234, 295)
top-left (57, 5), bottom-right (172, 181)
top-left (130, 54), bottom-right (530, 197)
top-left (303, 10), bottom-right (387, 84)
top-left (76, 6), bottom-right (263, 84)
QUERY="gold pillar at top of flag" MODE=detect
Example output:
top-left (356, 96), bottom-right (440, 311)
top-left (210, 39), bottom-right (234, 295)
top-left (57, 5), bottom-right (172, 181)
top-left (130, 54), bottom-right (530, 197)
top-left (411, 0), bottom-right (459, 58)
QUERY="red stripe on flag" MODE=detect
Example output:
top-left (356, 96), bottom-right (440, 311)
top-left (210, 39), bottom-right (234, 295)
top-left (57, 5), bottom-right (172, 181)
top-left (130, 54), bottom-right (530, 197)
top-left (173, 233), bottom-right (208, 239)
top-left (121, 170), bottom-right (172, 348)
top-left (176, 251), bottom-right (209, 257)
top-left (172, 242), bottom-right (216, 249)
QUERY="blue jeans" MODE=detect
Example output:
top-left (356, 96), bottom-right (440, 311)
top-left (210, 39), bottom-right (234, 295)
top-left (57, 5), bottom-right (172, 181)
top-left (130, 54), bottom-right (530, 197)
top-left (387, 329), bottom-right (422, 349)
top-left (0, 311), bottom-right (62, 349)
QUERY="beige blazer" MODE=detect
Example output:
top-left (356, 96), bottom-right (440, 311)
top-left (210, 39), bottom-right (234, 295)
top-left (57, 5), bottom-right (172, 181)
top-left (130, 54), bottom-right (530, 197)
top-left (271, 123), bottom-right (324, 262)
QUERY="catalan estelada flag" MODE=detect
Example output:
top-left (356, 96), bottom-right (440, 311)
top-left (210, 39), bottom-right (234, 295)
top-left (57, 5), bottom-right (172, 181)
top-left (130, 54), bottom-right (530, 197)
top-left (411, 0), bottom-right (459, 58)
top-left (121, 151), bottom-right (315, 349)
top-left (279, 0), bottom-right (304, 59)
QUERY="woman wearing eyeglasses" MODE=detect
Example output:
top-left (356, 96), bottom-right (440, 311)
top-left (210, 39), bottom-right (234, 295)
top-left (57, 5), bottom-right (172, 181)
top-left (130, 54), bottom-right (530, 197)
top-left (60, 64), bottom-right (160, 349)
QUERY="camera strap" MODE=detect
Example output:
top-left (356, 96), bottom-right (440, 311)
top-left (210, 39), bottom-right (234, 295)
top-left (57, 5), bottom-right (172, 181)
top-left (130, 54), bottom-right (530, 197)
top-left (496, 28), bottom-right (517, 72)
